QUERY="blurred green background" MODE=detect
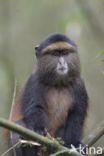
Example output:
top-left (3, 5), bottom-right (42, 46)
top-left (0, 0), bottom-right (104, 154)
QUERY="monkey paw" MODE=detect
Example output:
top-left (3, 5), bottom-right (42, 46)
top-left (34, 128), bottom-right (48, 136)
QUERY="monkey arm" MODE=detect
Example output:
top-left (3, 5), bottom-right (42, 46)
top-left (21, 74), bottom-right (48, 135)
top-left (63, 109), bottom-right (86, 147)
top-left (63, 78), bottom-right (89, 148)
top-left (9, 75), bottom-right (48, 156)
top-left (23, 105), bottom-right (48, 135)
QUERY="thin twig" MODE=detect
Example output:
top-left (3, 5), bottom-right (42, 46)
top-left (9, 79), bottom-right (17, 156)
top-left (9, 79), bottom-right (17, 121)
top-left (20, 139), bottom-right (41, 146)
top-left (1, 141), bottom-right (20, 156)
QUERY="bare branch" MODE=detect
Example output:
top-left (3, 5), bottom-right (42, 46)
top-left (0, 118), bottom-right (82, 156)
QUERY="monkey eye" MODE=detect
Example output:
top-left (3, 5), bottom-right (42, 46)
top-left (61, 50), bottom-right (70, 55)
top-left (43, 48), bottom-right (75, 56)
top-left (61, 48), bottom-right (75, 55)
top-left (51, 50), bottom-right (61, 56)
top-left (50, 49), bottom-right (70, 56)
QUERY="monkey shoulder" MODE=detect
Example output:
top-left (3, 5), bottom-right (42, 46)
top-left (22, 72), bottom-right (44, 97)
top-left (24, 72), bottom-right (38, 89)
top-left (21, 73), bottom-right (45, 113)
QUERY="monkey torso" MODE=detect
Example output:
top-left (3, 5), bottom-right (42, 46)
top-left (46, 87), bottom-right (73, 137)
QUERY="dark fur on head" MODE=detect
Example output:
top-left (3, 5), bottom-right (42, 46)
top-left (35, 33), bottom-right (77, 56)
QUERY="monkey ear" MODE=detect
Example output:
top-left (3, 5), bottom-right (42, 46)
top-left (35, 45), bottom-right (40, 57)
top-left (35, 44), bottom-right (39, 51)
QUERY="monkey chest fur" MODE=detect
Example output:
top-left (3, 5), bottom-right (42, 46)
top-left (46, 88), bottom-right (73, 137)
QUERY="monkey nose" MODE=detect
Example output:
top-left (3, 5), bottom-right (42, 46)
top-left (59, 57), bottom-right (65, 65)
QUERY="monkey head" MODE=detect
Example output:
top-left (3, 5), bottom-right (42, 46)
top-left (35, 33), bottom-right (81, 85)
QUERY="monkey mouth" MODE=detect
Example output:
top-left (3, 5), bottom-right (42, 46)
top-left (56, 67), bottom-right (68, 75)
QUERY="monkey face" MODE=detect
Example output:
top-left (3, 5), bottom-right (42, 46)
top-left (35, 34), bottom-right (81, 85)
top-left (54, 50), bottom-right (80, 79)
top-left (37, 48), bottom-right (80, 85)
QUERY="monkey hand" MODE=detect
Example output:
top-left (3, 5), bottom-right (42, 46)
top-left (34, 127), bottom-right (48, 136)
top-left (10, 120), bottom-right (27, 145)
